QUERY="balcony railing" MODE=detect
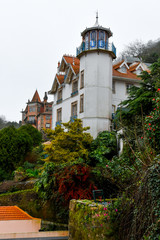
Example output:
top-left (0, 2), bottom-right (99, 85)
top-left (56, 98), bottom-right (62, 104)
top-left (70, 115), bottom-right (77, 122)
top-left (76, 41), bottom-right (116, 57)
top-left (71, 90), bottom-right (78, 97)
top-left (56, 121), bottom-right (62, 127)
top-left (26, 120), bottom-right (36, 125)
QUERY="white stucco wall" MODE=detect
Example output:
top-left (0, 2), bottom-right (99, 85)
top-left (52, 76), bottom-right (85, 129)
top-left (0, 219), bottom-right (41, 233)
top-left (80, 51), bottom-right (113, 138)
top-left (112, 78), bottom-right (140, 111)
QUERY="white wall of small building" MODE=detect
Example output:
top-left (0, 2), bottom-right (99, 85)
top-left (0, 219), bottom-right (41, 233)
top-left (112, 79), bottom-right (140, 112)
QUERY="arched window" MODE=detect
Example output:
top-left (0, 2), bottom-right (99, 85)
top-left (90, 31), bottom-right (96, 48)
top-left (98, 31), bottom-right (105, 48)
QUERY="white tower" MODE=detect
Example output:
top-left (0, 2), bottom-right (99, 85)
top-left (76, 13), bottom-right (116, 138)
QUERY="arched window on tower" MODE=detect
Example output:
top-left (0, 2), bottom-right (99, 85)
top-left (98, 31), bottom-right (105, 49)
top-left (90, 31), bottom-right (96, 48)
top-left (85, 33), bottom-right (89, 50)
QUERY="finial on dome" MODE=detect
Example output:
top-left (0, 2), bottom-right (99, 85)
top-left (94, 11), bottom-right (99, 27)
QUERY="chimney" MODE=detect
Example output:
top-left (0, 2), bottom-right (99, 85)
top-left (57, 61), bottom-right (60, 74)
top-left (43, 92), bottom-right (48, 103)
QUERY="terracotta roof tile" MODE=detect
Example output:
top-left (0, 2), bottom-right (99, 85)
top-left (113, 68), bottom-right (140, 80)
top-left (31, 90), bottom-right (41, 102)
top-left (113, 60), bottom-right (125, 69)
top-left (56, 74), bottom-right (64, 84)
top-left (63, 55), bottom-right (80, 66)
top-left (129, 62), bottom-right (140, 72)
top-left (0, 206), bottom-right (36, 221)
top-left (71, 64), bottom-right (80, 74)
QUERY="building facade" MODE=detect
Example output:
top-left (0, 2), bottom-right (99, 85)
top-left (49, 16), bottom-right (149, 138)
top-left (21, 90), bottom-right (53, 130)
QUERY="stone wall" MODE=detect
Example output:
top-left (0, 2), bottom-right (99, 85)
top-left (69, 199), bottom-right (117, 240)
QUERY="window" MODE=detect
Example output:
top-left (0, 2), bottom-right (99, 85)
top-left (46, 105), bottom-right (52, 112)
top-left (126, 83), bottom-right (133, 94)
top-left (112, 81), bottom-right (116, 93)
top-left (71, 79), bottom-right (78, 96)
top-left (57, 108), bottom-right (62, 122)
top-left (29, 116), bottom-right (35, 121)
top-left (71, 101), bottom-right (77, 117)
top-left (80, 70), bottom-right (84, 89)
top-left (46, 115), bottom-right (51, 120)
top-left (90, 31), bottom-right (96, 41)
top-left (80, 94), bottom-right (84, 113)
top-left (29, 106), bottom-right (35, 112)
top-left (46, 123), bottom-right (50, 128)
top-left (112, 105), bottom-right (116, 113)
top-left (99, 31), bottom-right (104, 41)
top-left (57, 88), bottom-right (62, 103)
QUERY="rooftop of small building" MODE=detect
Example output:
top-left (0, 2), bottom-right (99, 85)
top-left (0, 206), bottom-right (40, 221)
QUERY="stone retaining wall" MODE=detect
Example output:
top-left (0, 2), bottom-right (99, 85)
top-left (69, 199), bottom-right (117, 240)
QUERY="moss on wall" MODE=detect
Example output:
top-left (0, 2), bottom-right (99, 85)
top-left (0, 189), bottom-right (57, 221)
top-left (69, 199), bottom-right (118, 240)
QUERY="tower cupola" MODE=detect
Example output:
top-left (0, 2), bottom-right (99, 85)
top-left (76, 13), bottom-right (116, 58)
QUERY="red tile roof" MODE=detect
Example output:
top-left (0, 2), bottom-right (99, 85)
top-left (113, 60), bottom-right (125, 70)
top-left (113, 68), bottom-right (140, 80)
top-left (71, 64), bottom-right (80, 74)
top-left (129, 62), bottom-right (140, 72)
top-left (56, 74), bottom-right (64, 84)
top-left (0, 206), bottom-right (37, 221)
top-left (31, 90), bottom-right (41, 102)
top-left (63, 55), bottom-right (80, 66)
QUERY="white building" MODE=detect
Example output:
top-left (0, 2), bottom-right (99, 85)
top-left (49, 15), bottom-right (149, 138)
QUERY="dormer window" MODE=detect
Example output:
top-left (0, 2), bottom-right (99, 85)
top-left (118, 65), bottom-right (127, 73)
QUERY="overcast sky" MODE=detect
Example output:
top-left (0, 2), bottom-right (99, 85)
top-left (0, 0), bottom-right (159, 122)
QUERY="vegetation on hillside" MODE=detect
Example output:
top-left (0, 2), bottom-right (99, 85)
top-left (0, 124), bottom-right (42, 181)
top-left (0, 115), bottom-right (21, 129)
top-left (121, 39), bottom-right (160, 63)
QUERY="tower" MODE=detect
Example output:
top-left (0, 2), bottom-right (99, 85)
top-left (76, 13), bottom-right (116, 138)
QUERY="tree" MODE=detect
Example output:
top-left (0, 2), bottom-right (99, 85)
top-left (89, 131), bottom-right (117, 166)
top-left (0, 115), bottom-right (20, 129)
top-left (19, 124), bottom-right (42, 147)
top-left (0, 126), bottom-right (33, 180)
top-left (116, 59), bottom-right (160, 128)
top-left (121, 39), bottom-right (160, 63)
top-left (44, 119), bottom-right (93, 164)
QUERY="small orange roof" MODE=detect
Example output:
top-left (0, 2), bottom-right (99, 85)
top-left (113, 68), bottom-right (140, 80)
top-left (31, 90), bottom-right (41, 102)
top-left (56, 74), bottom-right (64, 84)
top-left (129, 62), bottom-right (140, 72)
top-left (113, 60), bottom-right (125, 70)
top-left (71, 64), bottom-right (80, 74)
top-left (63, 55), bottom-right (80, 66)
top-left (0, 206), bottom-right (37, 221)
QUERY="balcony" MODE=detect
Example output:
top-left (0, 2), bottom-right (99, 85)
top-left (26, 120), bottom-right (36, 125)
top-left (71, 90), bottom-right (78, 97)
top-left (56, 98), bottom-right (62, 104)
top-left (76, 41), bottom-right (116, 57)
top-left (70, 115), bottom-right (77, 122)
top-left (56, 121), bottom-right (62, 127)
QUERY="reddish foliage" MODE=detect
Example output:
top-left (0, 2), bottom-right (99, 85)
top-left (54, 164), bottom-right (97, 205)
